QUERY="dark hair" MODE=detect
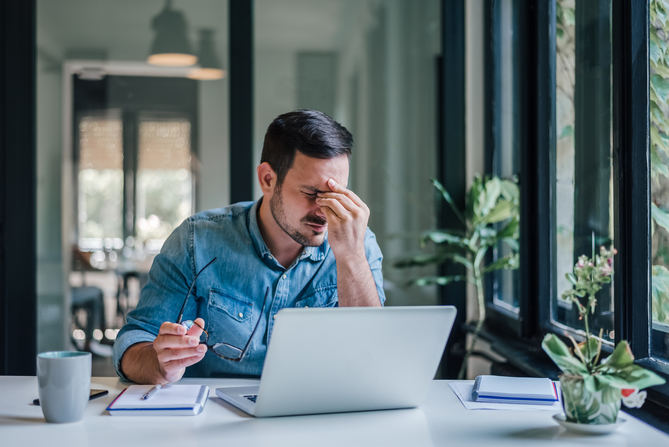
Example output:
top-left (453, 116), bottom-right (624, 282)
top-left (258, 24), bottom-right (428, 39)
top-left (260, 109), bottom-right (353, 184)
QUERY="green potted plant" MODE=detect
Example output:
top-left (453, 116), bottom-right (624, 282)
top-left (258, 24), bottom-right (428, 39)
top-left (396, 175), bottom-right (519, 379)
top-left (542, 244), bottom-right (666, 425)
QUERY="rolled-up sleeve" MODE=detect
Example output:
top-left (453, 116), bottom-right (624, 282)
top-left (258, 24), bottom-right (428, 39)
top-left (364, 228), bottom-right (386, 306)
top-left (112, 219), bottom-right (196, 380)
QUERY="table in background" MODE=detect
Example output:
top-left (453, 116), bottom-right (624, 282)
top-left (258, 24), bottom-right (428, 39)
top-left (0, 377), bottom-right (665, 446)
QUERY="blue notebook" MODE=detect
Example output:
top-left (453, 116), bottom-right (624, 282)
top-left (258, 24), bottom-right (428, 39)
top-left (106, 384), bottom-right (209, 416)
top-left (471, 375), bottom-right (559, 405)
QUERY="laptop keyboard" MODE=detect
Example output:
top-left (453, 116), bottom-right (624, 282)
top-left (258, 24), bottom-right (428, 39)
top-left (243, 394), bottom-right (258, 403)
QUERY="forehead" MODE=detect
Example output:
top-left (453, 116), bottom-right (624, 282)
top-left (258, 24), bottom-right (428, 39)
top-left (284, 152), bottom-right (349, 188)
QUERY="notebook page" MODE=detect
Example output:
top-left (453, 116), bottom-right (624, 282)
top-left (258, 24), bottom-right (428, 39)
top-left (113, 385), bottom-right (204, 408)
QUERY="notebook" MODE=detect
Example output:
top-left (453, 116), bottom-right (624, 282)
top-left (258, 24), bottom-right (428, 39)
top-left (106, 384), bottom-right (209, 416)
top-left (471, 375), bottom-right (559, 405)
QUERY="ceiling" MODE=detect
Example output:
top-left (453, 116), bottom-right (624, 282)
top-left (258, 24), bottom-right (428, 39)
top-left (37, 0), bottom-right (360, 62)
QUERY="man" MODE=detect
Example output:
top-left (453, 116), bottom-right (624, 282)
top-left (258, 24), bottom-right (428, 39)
top-left (113, 109), bottom-right (385, 384)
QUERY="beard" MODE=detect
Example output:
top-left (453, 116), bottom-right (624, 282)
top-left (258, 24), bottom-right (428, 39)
top-left (269, 186), bottom-right (326, 247)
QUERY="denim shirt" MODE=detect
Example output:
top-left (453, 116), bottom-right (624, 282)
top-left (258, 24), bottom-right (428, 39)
top-left (113, 200), bottom-right (385, 380)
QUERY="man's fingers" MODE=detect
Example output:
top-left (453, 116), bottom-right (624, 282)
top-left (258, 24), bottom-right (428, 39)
top-left (157, 345), bottom-right (207, 363)
top-left (154, 333), bottom-right (200, 350)
top-left (317, 197), bottom-right (350, 221)
top-left (317, 192), bottom-right (360, 215)
top-left (160, 321), bottom-right (187, 336)
top-left (163, 352), bottom-right (206, 371)
top-left (186, 318), bottom-right (205, 337)
top-left (326, 179), bottom-right (366, 208)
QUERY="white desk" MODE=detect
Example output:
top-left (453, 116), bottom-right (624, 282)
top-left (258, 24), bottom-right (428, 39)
top-left (0, 376), bottom-right (665, 446)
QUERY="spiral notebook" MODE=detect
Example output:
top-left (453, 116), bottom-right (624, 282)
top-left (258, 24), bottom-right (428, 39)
top-left (106, 384), bottom-right (209, 416)
top-left (471, 375), bottom-right (559, 405)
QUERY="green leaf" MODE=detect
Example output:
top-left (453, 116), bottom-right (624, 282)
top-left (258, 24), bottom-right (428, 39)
top-left (431, 179), bottom-right (466, 225)
top-left (541, 334), bottom-right (588, 375)
top-left (499, 178), bottom-right (519, 203)
top-left (600, 341), bottom-right (635, 369)
top-left (496, 218), bottom-right (519, 240)
top-left (650, 32), bottom-right (663, 65)
top-left (652, 265), bottom-right (669, 323)
top-left (651, 202), bottom-right (669, 234)
top-left (412, 275), bottom-right (467, 287)
top-left (559, 124), bottom-right (574, 139)
top-left (651, 73), bottom-right (669, 99)
top-left (596, 365), bottom-right (666, 390)
top-left (394, 251), bottom-right (472, 270)
top-left (576, 337), bottom-right (601, 364)
top-left (422, 230), bottom-right (469, 248)
top-left (563, 6), bottom-right (575, 25)
top-left (651, 143), bottom-right (669, 181)
top-left (482, 254), bottom-right (518, 273)
top-left (500, 237), bottom-right (519, 252)
top-left (480, 200), bottom-right (516, 224)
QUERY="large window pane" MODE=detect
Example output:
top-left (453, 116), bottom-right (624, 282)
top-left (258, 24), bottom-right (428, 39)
top-left (489, 0), bottom-right (522, 312)
top-left (650, 0), bottom-right (669, 361)
top-left (553, 0), bottom-right (614, 342)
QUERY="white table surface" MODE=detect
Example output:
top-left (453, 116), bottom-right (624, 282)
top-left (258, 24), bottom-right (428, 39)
top-left (0, 376), bottom-right (666, 446)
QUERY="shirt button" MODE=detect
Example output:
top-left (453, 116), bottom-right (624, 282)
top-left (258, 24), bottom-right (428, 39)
top-left (238, 312), bottom-right (244, 318)
top-left (282, 274), bottom-right (287, 279)
top-left (273, 314), bottom-right (277, 320)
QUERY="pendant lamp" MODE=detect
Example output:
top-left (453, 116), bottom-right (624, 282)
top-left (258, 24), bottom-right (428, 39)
top-left (147, 0), bottom-right (197, 67)
top-left (188, 29), bottom-right (226, 80)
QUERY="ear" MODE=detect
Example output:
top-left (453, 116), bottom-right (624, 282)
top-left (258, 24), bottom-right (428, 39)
top-left (257, 162), bottom-right (276, 195)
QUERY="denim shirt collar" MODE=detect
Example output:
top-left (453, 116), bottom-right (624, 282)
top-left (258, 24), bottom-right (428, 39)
top-left (247, 199), bottom-right (327, 267)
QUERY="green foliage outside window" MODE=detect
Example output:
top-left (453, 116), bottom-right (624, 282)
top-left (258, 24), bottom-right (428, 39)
top-left (650, 0), bottom-right (669, 325)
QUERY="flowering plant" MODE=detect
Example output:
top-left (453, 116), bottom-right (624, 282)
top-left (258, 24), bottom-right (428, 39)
top-left (542, 245), bottom-right (665, 423)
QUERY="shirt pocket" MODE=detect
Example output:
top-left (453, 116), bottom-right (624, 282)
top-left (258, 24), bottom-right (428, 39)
top-left (294, 284), bottom-right (338, 308)
top-left (207, 289), bottom-right (255, 349)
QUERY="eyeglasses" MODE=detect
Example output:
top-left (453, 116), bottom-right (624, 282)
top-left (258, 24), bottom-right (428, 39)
top-left (176, 257), bottom-right (269, 362)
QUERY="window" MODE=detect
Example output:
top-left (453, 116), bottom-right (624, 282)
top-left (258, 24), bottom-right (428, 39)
top-left (73, 76), bottom-right (198, 258)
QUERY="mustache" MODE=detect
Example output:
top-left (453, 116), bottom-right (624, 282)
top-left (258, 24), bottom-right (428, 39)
top-left (303, 215), bottom-right (327, 226)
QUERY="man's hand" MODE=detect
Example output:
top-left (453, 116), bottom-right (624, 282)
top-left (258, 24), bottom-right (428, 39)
top-left (152, 318), bottom-right (207, 383)
top-left (316, 178), bottom-right (370, 262)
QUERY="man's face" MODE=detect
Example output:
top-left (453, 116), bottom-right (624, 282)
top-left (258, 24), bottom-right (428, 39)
top-left (269, 152), bottom-right (349, 247)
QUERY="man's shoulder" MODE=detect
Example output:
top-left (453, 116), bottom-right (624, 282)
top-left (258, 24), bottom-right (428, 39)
top-left (188, 201), bottom-right (255, 224)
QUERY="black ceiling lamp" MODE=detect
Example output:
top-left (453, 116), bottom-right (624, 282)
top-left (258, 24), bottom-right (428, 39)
top-left (188, 29), bottom-right (226, 80)
top-left (147, 0), bottom-right (197, 67)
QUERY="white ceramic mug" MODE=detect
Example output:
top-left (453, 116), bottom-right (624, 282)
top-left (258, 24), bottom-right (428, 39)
top-left (36, 351), bottom-right (91, 423)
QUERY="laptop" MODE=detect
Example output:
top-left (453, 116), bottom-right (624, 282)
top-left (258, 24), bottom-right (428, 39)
top-left (215, 305), bottom-right (456, 417)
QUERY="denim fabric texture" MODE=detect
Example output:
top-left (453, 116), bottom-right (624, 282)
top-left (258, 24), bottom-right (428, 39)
top-left (112, 200), bottom-right (385, 380)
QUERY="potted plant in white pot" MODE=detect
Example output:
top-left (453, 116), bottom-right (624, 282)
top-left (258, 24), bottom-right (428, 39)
top-left (542, 244), bottom-right (666, 427)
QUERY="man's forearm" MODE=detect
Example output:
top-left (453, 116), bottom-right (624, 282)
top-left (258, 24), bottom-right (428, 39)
top-left (119, 342), bottom-right (166, 384)
top-left (336, 254), bottom-right (381, 307)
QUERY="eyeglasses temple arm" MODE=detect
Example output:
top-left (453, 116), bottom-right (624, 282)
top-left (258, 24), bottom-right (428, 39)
top-left (175, 257), bottom-right (217, 324)
top-left (240, 288), bottom-right (270, 355)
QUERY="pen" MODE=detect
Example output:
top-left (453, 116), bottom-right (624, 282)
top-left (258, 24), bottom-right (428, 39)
top-left (141, 384), bottom-right (163, 400)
